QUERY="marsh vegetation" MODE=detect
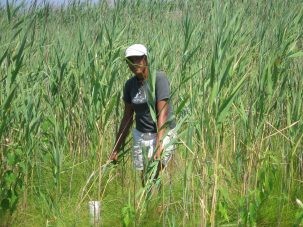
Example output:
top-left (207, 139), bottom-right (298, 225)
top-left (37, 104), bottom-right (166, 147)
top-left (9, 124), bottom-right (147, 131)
top-left (0, 0), bottom-right (303, 226)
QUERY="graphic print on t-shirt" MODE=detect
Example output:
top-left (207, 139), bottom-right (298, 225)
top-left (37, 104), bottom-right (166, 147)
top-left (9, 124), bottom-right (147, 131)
top-left (132, 86), bottom-right (147, 104)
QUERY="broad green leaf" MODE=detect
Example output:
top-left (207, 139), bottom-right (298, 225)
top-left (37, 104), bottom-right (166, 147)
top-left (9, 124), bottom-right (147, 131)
top-left (217, 73), bottom-right (247, 123)
top-left (288, 51), bottom-right (303, 58)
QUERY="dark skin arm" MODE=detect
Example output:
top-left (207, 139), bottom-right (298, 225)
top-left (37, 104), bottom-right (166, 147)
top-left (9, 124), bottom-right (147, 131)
top-left (154, 99), bottom-right (169, 160)
top-left (110, 102), bottom-right (134, 161)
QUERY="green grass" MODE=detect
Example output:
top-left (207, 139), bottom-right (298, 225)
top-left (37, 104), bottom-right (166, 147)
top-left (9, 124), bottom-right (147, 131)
top-left (0, 0), bottom-right (303, 226)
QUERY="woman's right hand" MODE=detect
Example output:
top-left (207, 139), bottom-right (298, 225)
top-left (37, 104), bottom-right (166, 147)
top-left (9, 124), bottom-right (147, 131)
top-left (110, 151), bottom-right (118, 163)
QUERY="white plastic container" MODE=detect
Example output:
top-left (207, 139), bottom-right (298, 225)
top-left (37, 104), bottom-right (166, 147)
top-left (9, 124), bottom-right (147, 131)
top-left (88, 201), bottom-right (101, 226)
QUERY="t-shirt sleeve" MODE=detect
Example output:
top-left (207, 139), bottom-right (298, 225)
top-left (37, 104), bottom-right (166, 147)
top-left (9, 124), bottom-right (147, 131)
top-left (123, 79), bottom-right (132, 103)
top-left (156, 72), bottom-right (170, 101)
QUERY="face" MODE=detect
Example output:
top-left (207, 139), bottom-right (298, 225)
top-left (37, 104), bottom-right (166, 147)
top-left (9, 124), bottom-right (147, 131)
top-left (126, 55), bottom-right (147, 79)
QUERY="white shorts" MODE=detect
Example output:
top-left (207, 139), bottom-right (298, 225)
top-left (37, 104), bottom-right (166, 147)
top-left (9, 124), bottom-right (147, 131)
top-left (132, 128), bottom-right (176, 170)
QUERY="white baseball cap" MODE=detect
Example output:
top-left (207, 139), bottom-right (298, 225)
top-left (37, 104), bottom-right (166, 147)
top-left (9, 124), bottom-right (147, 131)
top-left (125, 44), bottom-right (147, 57)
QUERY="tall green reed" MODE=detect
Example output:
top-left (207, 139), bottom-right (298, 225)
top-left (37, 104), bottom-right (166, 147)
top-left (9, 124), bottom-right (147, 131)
top-left (1, 0), bottom-right (303, 225)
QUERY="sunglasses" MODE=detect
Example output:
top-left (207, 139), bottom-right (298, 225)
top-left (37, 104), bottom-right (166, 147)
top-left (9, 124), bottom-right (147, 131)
top-left (125, 56), bottom-right (145, 65)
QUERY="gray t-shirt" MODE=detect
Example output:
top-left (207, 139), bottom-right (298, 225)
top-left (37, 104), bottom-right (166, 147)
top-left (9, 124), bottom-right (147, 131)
top-left (123, 71), bottom-right (176, 133)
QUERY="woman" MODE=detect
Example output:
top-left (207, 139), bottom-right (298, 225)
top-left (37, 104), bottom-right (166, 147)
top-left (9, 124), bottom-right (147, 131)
top-left (109, 44), bottom-right (176, 185)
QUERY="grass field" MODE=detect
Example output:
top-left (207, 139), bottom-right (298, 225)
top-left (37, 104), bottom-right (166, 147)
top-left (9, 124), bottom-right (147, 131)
top-left (1, 0), bottom-right (303, 226)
